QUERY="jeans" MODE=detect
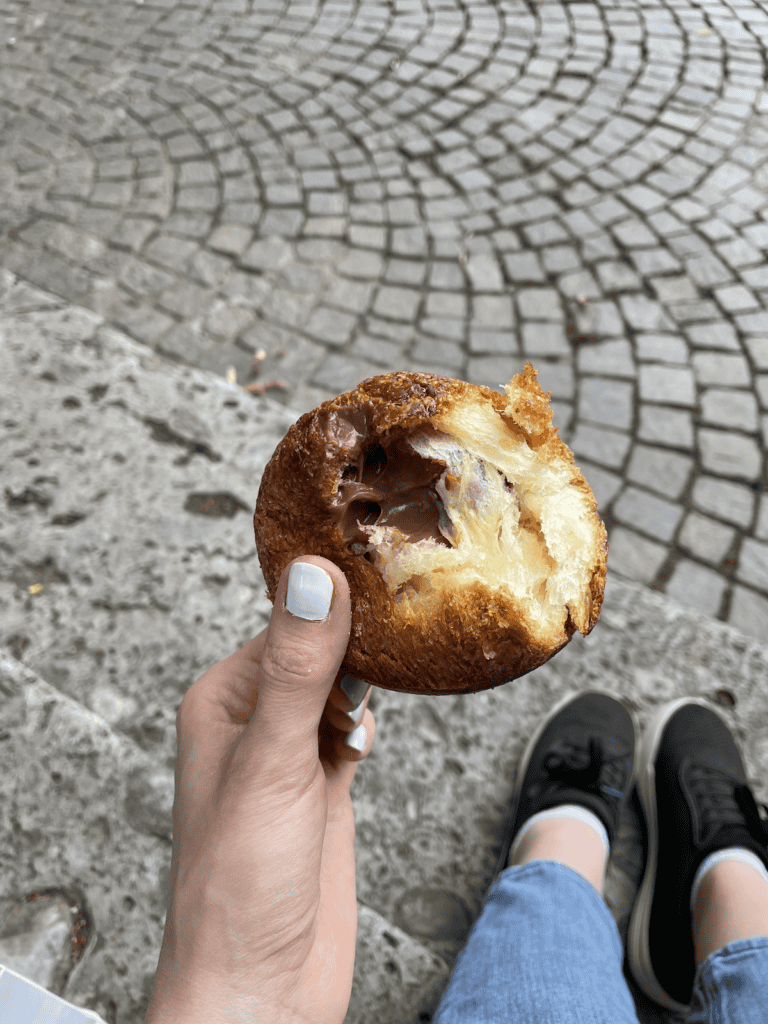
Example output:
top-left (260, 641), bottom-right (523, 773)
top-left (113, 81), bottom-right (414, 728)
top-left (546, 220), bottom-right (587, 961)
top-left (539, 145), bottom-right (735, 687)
top-left (433, 860), bottom-right (768, 1024)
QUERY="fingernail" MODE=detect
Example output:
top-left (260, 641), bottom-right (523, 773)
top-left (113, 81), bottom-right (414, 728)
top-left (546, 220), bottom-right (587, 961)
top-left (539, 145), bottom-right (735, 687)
top-left (346, 701), bottom-right (366, 725)
top-left (341, 673), bottom-right (369, 708)
top-left (345, 722), bottom-right (367, 752)
top-left (286, 562), bottom-right (333, 621)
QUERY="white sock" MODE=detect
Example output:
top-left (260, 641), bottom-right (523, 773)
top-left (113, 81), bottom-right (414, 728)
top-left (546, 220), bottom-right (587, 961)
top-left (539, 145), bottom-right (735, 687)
top-left (690, 847), bottom-right (768, 915)
top-left (508, 804), bottom-right (610, 868)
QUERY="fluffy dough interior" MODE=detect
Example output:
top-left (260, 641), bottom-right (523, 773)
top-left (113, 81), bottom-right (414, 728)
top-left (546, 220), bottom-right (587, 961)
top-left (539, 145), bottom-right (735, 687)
top-left (358, 395), bottom-right (597, 641)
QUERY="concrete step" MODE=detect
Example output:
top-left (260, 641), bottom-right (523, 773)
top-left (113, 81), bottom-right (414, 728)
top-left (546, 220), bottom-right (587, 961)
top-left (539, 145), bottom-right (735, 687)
top-left (3, 272), bottom-right (768, 1024)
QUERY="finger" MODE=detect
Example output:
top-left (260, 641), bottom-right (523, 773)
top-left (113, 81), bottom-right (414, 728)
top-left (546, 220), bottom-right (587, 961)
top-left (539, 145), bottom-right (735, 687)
top-left (336, 706), bottom-right (376, 763)
top-left (248, 556), bottom-right (351, 759)
top-left (323, 684), bottom-right (373, 733)
top-left (326, 668), bottom-right (372, 714)
top-left (320, 706), bottom-right (376, 773)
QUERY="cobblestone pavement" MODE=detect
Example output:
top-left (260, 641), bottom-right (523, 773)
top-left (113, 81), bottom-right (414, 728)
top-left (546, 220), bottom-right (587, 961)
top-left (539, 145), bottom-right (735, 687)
top-left (2, 0), bottom-right (768, 638)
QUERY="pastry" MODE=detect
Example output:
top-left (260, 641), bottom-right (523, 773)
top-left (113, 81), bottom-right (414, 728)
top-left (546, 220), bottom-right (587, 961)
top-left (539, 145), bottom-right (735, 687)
top-left (254, 364), bottom-right (607, 694)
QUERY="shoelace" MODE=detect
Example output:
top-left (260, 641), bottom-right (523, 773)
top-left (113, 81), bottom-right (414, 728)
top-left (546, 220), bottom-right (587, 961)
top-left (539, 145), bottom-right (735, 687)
top-left (690, 764), bottom-right (768, 849)
top-left (535, 736), bottom-right (627, 803)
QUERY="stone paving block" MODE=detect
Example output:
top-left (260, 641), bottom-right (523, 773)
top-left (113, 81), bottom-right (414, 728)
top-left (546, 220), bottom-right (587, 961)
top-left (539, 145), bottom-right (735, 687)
top-left (350, 333), bottom-right (405, 367)
top-left (651, 275), bottom-right (699, 305)
top-left (741, 336), bottom-right (768, 370)
top-left (516, 287), bottom-right (562, 320)
top-left (612, 218), bottom-right (658, 248)
top-left (595, 260), bottom-right (642, 292)
top-left (325, 277), bottom-right (374, 314)
top-left (638, 364), bottom-right (695, 406)
top-left (471, 294), bottom-right (514, 328)
top-left (701, 388), bottom-right (758, 431)
top-left (240, 236), bottom-right (294, 272)
top-left (684, 321), bottom-right (740, 351)
top-left (337, 249), bottom-right (384, 279)
top-left (607, 525), bottom-right (668, 584)
top-left (576, 339), bottom-right (635, 377)
top-left (634, 334), bottom-right (689, 363)
top-left (111, 217), bottom-right (158, 252)
top-left (373, 285), bottom-right (421, 321)
top-left (665, 558), bottom-right (727, 618)
top-left (698, 429), bottom-right (762, 481)
top-left (692, 476), bottom-right (756, 528)
top-left (629, 248), bottom-right (682, 276)
top-left (626, 443), bottom-right (693, 500)
top-left (679, 511), bottom-right (736, 565)
top-left (729, 585), bottom-right (768, 642)
top-left (558, 270), bottom-right (602, 302)
top-left (411, 335), bottom-right (465, 369)
top-left (638, 404), bottom-right (695, 449)
top-left (714, 283), bottom-right (760, 312)
top-left (304, 305), bottom-right (357, 347)
top-left (420, 316), bottom-right (465, 341)
top-left (578, 377), bottom-right (634, 430)
top-left (692, 352), bottom-right (750, 387)
top-left (613, 485), bottom-right (683, 543)
top-left (570, 423), bottom-right (631, 469)
top-left (619, 294), bottom-right (675, 332)
top-left (521, 322), bottom-right (570, 356)
top-left (502, 251), bottom-right (545, 282)
top-left (468, 330), bottom-right (517, 354)
top-left (688, 251), bottom-right (737, 288)
top-left (203, 300), bottom-right (255, 342)
top-left (738, 537), bottom-right (768, 591)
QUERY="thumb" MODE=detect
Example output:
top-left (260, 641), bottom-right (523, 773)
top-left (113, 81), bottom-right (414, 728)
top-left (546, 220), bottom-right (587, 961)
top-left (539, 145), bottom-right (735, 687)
top-left (253, 555), bottom-right (352, 756)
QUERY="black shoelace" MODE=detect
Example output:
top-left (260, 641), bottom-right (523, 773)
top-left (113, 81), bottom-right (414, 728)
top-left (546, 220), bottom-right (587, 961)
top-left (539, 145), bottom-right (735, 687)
top-left (536, 736), bottom-right (627, 804)
top-left (690, 765), bottom-right (768, 849)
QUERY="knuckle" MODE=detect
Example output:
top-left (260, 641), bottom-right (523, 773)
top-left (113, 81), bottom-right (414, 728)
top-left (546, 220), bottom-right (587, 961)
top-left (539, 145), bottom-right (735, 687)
top-left (261, 636), bottom-right (320, 685)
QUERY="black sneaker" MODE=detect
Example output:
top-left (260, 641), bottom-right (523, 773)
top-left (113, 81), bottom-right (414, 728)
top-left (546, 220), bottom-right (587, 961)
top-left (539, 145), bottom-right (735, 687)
top-left (628, 697), bottom-right (768, 1012)
top-left (489, 689), bottom-right (637, 893)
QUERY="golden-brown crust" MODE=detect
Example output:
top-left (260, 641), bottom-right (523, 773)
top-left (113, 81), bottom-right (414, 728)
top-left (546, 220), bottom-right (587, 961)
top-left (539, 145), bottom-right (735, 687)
top-left (254, 367), bottom-right (607, 694)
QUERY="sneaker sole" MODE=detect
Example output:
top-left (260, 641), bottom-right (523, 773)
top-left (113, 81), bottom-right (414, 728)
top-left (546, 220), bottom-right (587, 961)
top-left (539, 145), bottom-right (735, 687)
top-left (627, 695), bottom-right (728, 1014)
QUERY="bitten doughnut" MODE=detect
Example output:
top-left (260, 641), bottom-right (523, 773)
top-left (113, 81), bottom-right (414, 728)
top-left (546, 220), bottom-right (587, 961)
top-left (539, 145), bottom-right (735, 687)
top-left (254, 364), bottom-right (607, 695)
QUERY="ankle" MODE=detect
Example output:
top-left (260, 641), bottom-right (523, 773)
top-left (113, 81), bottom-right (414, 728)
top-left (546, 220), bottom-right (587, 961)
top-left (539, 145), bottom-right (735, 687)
top-left (510, 817), bottom-right (608, 893)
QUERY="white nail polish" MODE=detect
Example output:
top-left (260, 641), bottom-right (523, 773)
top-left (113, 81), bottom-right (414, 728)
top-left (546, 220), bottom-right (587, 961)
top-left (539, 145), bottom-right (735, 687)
top-left (340, 673), bottom-right (368, 707)
top-left (286, 563), bottom-right (333, 620)
top-left (346, 701), bottom-right (366, 725)
top-left (345, 723), bottom-right (366, 752)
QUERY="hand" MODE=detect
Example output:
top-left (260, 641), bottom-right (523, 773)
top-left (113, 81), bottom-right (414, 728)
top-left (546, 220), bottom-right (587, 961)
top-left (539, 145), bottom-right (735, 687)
top-left (144, 555), bottom-right (376, 1024)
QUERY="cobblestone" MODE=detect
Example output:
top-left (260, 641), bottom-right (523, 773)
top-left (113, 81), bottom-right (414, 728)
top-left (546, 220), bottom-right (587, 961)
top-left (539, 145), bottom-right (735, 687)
top-left (692, 476), bottom-right (756, 528)
top-left (614, 485), bottom-right (684, 542)
top-left (666, 559), bottom-right (727, 618)
top-left (679, 511), bottom-right (736, 565)
top-left (698, 429), bottom-right (762, 481)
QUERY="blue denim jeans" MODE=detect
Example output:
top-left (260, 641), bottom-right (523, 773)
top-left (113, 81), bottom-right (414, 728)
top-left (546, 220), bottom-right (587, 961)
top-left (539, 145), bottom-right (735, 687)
top-left (433, 860), bottom-right (768, 1024)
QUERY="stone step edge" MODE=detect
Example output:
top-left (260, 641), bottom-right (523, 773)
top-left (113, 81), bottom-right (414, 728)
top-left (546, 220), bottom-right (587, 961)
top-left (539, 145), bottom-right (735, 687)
top-left (0, 647), bottom-right (449, 1024)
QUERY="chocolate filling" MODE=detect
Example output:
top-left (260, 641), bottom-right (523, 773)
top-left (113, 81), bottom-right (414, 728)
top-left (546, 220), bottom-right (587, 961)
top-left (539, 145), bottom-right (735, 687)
top-left (333, 438), bottom-right (454, 551)
top-left (321, 408), bottom-right (518, 561)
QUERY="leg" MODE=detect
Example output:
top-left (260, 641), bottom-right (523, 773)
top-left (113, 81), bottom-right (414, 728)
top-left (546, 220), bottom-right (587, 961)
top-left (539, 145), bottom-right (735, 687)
top-left (687, 854), bottom-right (768, 1023)
top-left (510, 815), bottom-right (607, 892)
top-left (433, 814), bottom-right (638, 1024)
top-left (693, 859), bottom-right (768, 968)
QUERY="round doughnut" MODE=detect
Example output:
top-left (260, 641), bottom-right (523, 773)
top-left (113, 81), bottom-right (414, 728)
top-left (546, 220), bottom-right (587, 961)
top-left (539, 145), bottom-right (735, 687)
top-left (254, 363), bottom-right (607, 695)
